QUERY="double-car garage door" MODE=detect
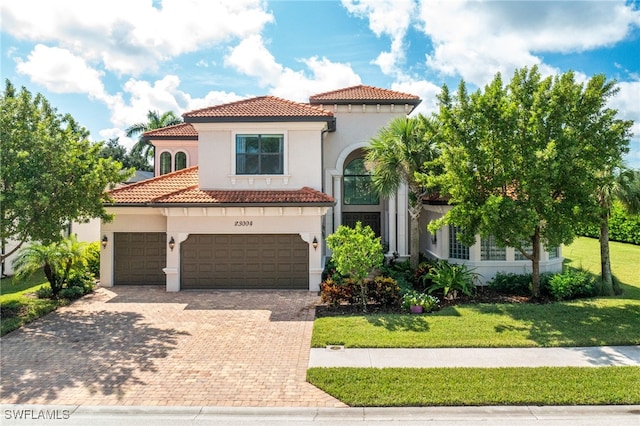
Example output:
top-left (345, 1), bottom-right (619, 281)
top-left (114, 232), bottom-right (308, 289)
top-left (181, 234), bottom-right (308, 290)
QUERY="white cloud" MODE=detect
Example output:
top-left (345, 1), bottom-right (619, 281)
top-left (1, 0), bottom-right (273, 75)
top-left (15, 44), bottom-right (114, 103)
top-left (610, 80), bottom-right (640, 169)
top-left (391, 78), bottom-right (442, 117)
top-left (98, 128), bottom-right (137, 152)
top-left (417, 0), bottom-right (640, 86)
top-left (341, 0), bottom-right (415, 76)
top-left (225, 36), bottom-right (361, 102)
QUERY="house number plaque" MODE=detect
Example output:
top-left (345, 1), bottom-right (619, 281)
top-left (234, 220), bottom-right (253, 226)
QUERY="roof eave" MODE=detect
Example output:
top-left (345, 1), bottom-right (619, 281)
top-left (105, 201), bottom-right (336, 208)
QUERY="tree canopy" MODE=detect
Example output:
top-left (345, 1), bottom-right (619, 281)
top-left (126, 110), bottom-right (182, 171)
top-left (366, 115), bottom-right (440, 267)
top-left (425, 66), bottom-right (632, 297)
top-left (1, 80), bottom-right (127, 261)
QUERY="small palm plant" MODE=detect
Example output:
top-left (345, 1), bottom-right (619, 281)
top-left (12, 235), bottom-right (88, 299)
top-left (425, 260), bottom-right (477, 300)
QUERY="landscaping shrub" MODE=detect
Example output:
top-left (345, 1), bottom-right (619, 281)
top-left (548, 268), bottom-right (599, 301)
top-left (66, 270), bottom-right (95, 294)
top-left (576, 202), bottom-right (640, 245)
top-left (35, 285), bottom-right (53, 299)
top-left (320, 276), bottom-right (400, 308)
top-left (85, 241), bottom-right (101, 277)
top-left (425, 260), bottom-right (476, 300)
top-left (489, 272), bottom-right (532, 296)
top-left (59, 285), bottom-right (85, 300)
top-left (367, 276), bottom-right (401, 307)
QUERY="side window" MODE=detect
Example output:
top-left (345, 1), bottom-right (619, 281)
top-left (159, 152), bottom-right (172, 175)
top-left (449, 225), bottom-right (470, 260)
top-left (481, 235), bottom-right (506, 260)
top-left (236, 134), bottom-right (283, 175)
top-left (343, 158), bottom-right (379, 205)
top-left (175, 151), bottom-right (187, 171)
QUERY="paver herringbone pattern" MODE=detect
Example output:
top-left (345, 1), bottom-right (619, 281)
top-left (0, 287), bottom-right (345, 407)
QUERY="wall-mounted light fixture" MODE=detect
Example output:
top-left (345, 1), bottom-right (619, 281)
top-left (169, 236), bottom-right (176, 251)
top-left (101, 235), bottom-right (108, 249)
top-left (312, 236), bottom-right (318, 251)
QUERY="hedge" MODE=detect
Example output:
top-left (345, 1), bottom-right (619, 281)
top-left (576, 202), bottom-right (640, 245)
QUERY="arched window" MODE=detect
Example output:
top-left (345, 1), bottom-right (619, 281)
top-left (159, 152), bottom-right (172, 175)
top-left (175, 151), bottom-right (187, 171)
top-left (343, 158), bottom-right (379, 205)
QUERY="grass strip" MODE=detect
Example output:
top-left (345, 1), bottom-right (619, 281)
top-left (307, 366), bottom-right (640, 406)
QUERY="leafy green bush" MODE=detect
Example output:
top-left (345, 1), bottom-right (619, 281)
top-left (425, 260), bottom-right (477, 300)
top-left (35, 285), bottom-right (53, 299)
top-left (489, 272), bottom-right (532, 296)
top-left (548, 268), bottom-right (599, 301)
top-left (66, 270), bottom-right (95, 294)
top-left (85, 241), bottom-right (101, 277)
top-left (59, 285), bottom-right (85, 300)
top-left (576, 202), bottom-right (640, 245)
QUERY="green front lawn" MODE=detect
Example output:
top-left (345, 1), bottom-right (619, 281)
top-left (307, 366), bottom-right (640, 406)
top-left (0, 271), bottom-right (60, 336)
top-left (312, 238), bottom-right (640, 348)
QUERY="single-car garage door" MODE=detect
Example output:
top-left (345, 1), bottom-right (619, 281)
top-left (114, 232), bottom-right (166, 285)
top-left (181, 234), bottom-right (309, 290)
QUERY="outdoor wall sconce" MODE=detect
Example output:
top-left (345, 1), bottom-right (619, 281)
top-left (101, 235), bottom-right (108, 249)
top-left (312, 236), bottom-right (318, 251)
top-left (168, 237), bottom-right (176, 251)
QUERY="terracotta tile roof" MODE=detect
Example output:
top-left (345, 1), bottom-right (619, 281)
top-left (106, 166), bottom-right (334, 206)
top-left (183, 96), bottom-right (334, 122)
top-left (143, 123), bottom-right (198, 139)
top-left (309, 85), bottom-right (421, 104)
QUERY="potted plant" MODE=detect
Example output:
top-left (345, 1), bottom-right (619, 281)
top-left (402, 290), bottom-right (440, 314)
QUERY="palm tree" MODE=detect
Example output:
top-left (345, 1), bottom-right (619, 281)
top-left (365, 115), bottom-right (440, 267)
top-left (126, 110), bottom-right (182, 171)
top-left (597, 167), bottom-right (640, 295)
top-left (12, 235), bottom-right (87, 298)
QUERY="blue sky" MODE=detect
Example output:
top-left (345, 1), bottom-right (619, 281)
top-left (2, 0), bottom-right (639, 167)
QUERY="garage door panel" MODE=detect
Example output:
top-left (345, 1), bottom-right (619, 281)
top-left (181, 234), bottom-right (308, 290)
top-left (114, 232), bottom-right (166, 285)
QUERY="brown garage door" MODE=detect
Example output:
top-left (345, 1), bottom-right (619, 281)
top-left (181, 234), bottom-right (309, 290)
top-left (114, 233), bottom-right (166, 285)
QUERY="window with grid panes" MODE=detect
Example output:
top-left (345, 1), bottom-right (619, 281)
top-left (236, 134), bottom-right (283, 174)
top-left (449, 225), bottom-right (469, 260)
top-left (515, 240), bottom-right (533, 260)
top-left (481, 235), bottom-right (506, 260)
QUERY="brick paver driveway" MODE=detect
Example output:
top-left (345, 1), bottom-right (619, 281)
top-left (0, 286), bottom-right (345, 407)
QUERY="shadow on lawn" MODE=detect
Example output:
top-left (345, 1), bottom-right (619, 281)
top-left (0, 309), bottom-right (190, 404)
top-left (468, 301), bottom-right (640, 347)
top-left (366, 315), bottom-right (431, 332)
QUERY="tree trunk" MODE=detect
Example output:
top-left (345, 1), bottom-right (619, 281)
top-left (599, 214), bottom-right (615, 296)
top-left (409, 205), bottom-right (421, 268)
top-left (531, 227), bottom-right (541, 299)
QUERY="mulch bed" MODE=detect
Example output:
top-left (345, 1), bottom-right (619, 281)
top-left (315, 287), bottom-right (550, 318)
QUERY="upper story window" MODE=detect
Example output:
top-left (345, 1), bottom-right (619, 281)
top-left (175, 151), bottom-right (187, 171)
top-left (160, 152), bottom-right (172, 175)
top-left (343, 158), bottom-right (379, 205)
top-left (236, 134), bottom-right (283, 175)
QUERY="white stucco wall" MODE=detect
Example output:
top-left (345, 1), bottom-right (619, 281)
top-left (192, 122), bottom-right (326, 191)
top-left (152, 139), bottom-right (198, 176)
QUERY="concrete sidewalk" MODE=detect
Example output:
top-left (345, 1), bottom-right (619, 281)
top-left (2, 404), bottom-right (640, 425)
top-left (309, 345), bottom-right (640, 368)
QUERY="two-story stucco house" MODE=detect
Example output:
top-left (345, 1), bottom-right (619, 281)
top-left (100, 85), bottom-right (562, 292)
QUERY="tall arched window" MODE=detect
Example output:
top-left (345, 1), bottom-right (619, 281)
top-left (343, 158), bottom-right (379, 205)
top-left (175, 151), bottom-right (187, 171)
top-left (159, 152), bottom-right (172, 175)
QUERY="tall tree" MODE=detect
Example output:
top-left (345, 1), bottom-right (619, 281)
top-left (0, 80), bottom-right (126, 261)
top-left (365, 115), bottom-right (440, 267)
top-left (98, 137), bottom-right (150, 171)
top-left (428, 67), bottom-right (632, 298)
top-left (597, 167), bottom-right (640, 295)
top-left (126, 110), bottom-right (182, 171)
